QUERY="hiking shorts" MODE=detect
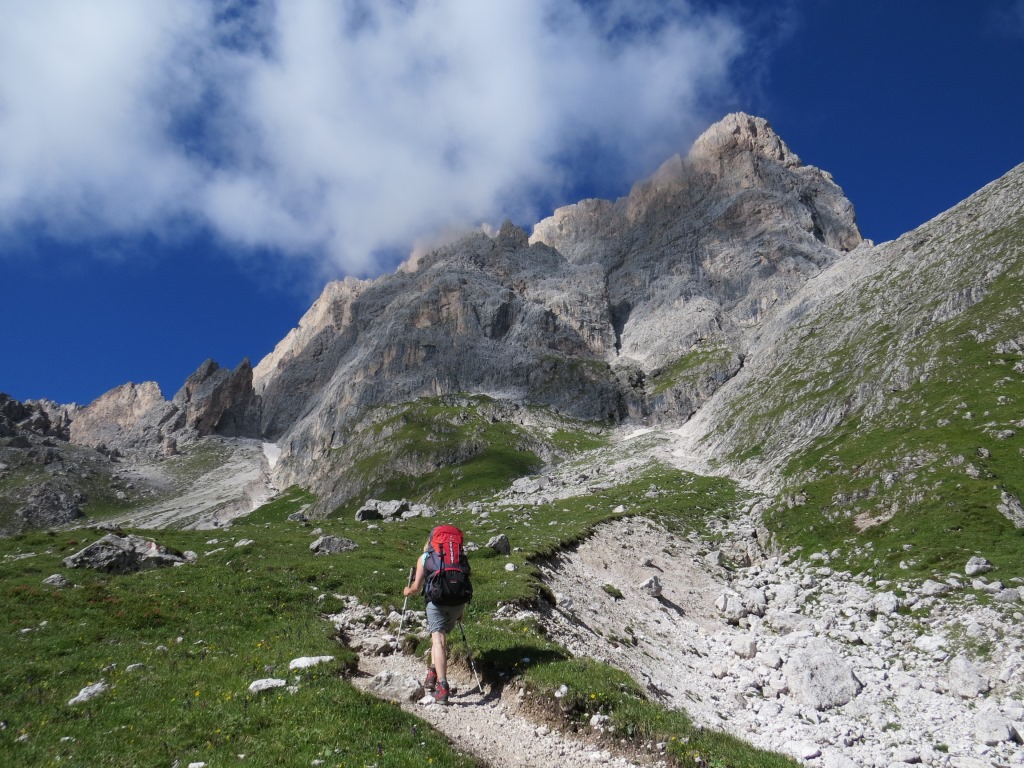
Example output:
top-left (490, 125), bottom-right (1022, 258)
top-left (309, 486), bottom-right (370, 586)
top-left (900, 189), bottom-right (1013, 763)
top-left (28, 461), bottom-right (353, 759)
top-left (426, 601), bottom-right (464, 634)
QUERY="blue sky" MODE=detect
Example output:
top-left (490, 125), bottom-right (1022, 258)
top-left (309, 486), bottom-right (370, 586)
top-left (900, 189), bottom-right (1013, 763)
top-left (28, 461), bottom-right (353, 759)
top-left (3, 0), bottom-right (1023, 406)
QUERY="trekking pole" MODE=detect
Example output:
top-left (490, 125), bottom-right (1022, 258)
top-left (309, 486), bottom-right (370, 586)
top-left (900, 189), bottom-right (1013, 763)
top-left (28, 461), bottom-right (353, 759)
top-left (398, 566), bottom-right (414, 635)
top-left (457, 620), bottom-right (484, 694)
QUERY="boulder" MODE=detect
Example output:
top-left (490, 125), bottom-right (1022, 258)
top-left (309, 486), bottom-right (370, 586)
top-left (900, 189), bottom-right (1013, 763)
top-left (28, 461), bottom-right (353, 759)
top-left (997, 492), bottom-right (1024, 528)
top-left (376, 499), bottom-right (410, 519)
top-left (365, 670), bottom-right (423, 702)
top-left (638, 575), bottom-right (663, 598)
top-left (782, 639), bottom-right (862, 710)
top-left (68, 680), bottom-right (109, 706)
top-left (487, 534), bottom-right (511, 555)
top-left (965, 556), bottom-right (993, 576)
top-left (248, 678), bottom-right (287, 694)
top-left (871, 591), bottom-right (901, 615)
top-left (288, 656), bottom-right (335, 671)
top-left (947, 654), bottom-right (990, 698)
top-left (355, 502), bottom-right (384, 521)
top-left (42, 574), bottom-right (73, 588)
top-left (310, 536), bottom-right (358, 555)
top-left (920, 579), bottom-right (952, 596)
top-left (715, 590), bottom-right (749, 623)
top-left (63, 534), bottom-right (187, 574)
top-left (975, 711), bottom-right (1022, 746)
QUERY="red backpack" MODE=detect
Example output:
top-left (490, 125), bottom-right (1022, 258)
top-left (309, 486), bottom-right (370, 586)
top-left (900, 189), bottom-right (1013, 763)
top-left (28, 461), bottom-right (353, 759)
top-left (423, 525), bottom-right (473, 606)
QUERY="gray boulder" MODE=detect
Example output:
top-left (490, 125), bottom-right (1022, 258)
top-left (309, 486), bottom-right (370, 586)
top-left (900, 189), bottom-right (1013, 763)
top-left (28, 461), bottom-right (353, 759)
top-left (375, 499), bottom-right (410, 520)
top-left (782, 639), bottom-right (863, 710)
top-left (965, 556), bottom-right (994, 576)
top-left (487, 534), bottom-right (511, 555)
top-left (948, 654), bottom-right (991, 698)
top-left (68, 680), bottom-right (109, 705)
top-left (975, 710), bottom-right (1023, 746)
top-left (365, 670), bottom-right (422, 702)
top-left (355, 508), bottom-right (383, 522)
top-left (310, 536), bottom-right (358, 555)
top-left (871, 591), bottom-right (901, 615)
top-left (63, 534), bottom-right (187, 574)
top-left (638, 575), bottom-right (663, 598)
top-left (997, 492), bottom-right (1024, 528)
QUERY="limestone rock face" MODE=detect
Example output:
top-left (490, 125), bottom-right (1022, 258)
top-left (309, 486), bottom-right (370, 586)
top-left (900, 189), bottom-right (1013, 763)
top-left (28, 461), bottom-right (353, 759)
top-left (68, 359), bottom-right (260, 457)
top-left (69, 381), bottom-right (171, 452)
top-left (0, 394), bottom-right (77, 440)
top-left (531, 112), bottom-right (861, 382)
top-left (40, 112), bottom-right (866, 519)
top-left (172, 358), bottom-right (261, 438)
top-left (253, 113), bottom-right (862, 493)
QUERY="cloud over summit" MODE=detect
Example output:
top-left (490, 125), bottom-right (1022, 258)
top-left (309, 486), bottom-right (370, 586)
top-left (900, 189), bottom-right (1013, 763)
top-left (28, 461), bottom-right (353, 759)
top-left (0, 0), bottom-right (745, 275)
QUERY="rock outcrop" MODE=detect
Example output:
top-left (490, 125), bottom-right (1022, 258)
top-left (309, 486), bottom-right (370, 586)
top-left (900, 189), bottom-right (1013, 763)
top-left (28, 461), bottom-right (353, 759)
top-left (62, 533), bottom-right (188, 573)
top-left (68, 359), bottom-right (260, 458)
top-left (172, 358), bottom-right (261, 438)
top-left (0, 394), bottom-right (78, 440)
top-left (69, 381), bottom-right (172, 453)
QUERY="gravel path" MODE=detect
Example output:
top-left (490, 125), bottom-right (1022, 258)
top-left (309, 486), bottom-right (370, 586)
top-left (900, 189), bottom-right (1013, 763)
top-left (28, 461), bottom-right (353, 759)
top-left (352, 651), bottom-right (660, 768)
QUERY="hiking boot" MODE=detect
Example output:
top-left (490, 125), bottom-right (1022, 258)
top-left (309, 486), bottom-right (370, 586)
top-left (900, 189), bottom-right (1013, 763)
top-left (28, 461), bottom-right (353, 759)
top-left (423, 666), bottom-right (438, 693)
top-left (434, 679), bottom-right (451, 704)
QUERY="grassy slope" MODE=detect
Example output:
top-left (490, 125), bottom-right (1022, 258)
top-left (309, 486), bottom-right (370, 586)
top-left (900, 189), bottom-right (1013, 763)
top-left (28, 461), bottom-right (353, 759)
top-left (711, 180), bottom-right (1024, 584)
top-left (327, 395), bottom-right (610, 516)
top-left (1, 453), bottom-right (798, 768)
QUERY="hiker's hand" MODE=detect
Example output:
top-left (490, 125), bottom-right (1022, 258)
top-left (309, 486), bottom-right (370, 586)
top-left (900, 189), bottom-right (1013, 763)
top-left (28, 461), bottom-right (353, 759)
top-left (403, 586), bottom-right (414, 596)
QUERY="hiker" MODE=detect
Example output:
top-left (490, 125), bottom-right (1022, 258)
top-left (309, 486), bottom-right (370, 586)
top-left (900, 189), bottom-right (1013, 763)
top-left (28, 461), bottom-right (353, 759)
top-left (403, 525), bottom-right (472, 704)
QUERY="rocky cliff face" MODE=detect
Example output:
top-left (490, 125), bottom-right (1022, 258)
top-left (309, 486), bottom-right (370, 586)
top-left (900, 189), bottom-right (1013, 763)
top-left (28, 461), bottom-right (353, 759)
top-left (531, 113), bottom-right (861, 366)
top-left (249, 113), bottom-right (861, 499)
top-left (69, 358), bottom-right (260, 458)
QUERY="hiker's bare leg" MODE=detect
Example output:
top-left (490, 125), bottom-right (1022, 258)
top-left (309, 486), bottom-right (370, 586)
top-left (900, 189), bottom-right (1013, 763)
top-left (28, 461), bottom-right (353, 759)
top-left (431, 631), bottom-right (448, 681)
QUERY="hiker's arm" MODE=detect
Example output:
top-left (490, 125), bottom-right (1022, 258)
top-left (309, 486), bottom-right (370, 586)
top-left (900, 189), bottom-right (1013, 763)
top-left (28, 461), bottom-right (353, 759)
top-left (403, 557), bottom-right (425, 596)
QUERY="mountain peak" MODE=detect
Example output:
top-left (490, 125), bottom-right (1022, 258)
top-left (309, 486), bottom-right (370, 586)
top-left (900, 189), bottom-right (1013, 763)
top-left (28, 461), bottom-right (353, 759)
top-left (691, 112), bottom-right (801, 168)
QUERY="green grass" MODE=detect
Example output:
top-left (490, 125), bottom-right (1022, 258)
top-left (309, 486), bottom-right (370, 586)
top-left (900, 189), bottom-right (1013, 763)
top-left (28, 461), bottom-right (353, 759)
top-left (0, 487), bottom-right (477, 768)
top-left (764, 267), bottom-right (1024, 582)
top-left (0, 465), bottom-right (798, 768)
top-left (649, 345), bottom-right (738, 396)
top-left (327, 395), bottom-right (609, 516)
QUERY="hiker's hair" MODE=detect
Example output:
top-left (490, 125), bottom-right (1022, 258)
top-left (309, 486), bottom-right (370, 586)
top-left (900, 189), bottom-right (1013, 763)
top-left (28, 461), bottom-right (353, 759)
top-left (423, 536), bottom-right (432, 553)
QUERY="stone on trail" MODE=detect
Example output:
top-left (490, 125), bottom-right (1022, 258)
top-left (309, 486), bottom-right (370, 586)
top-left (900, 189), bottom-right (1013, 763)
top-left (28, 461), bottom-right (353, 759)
top-left (366, 670), bottom-right (422, 702)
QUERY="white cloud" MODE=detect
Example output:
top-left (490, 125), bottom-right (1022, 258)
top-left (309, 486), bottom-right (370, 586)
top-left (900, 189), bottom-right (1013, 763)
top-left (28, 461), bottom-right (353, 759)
top-left (0, 0), bottom-right (745, 275)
